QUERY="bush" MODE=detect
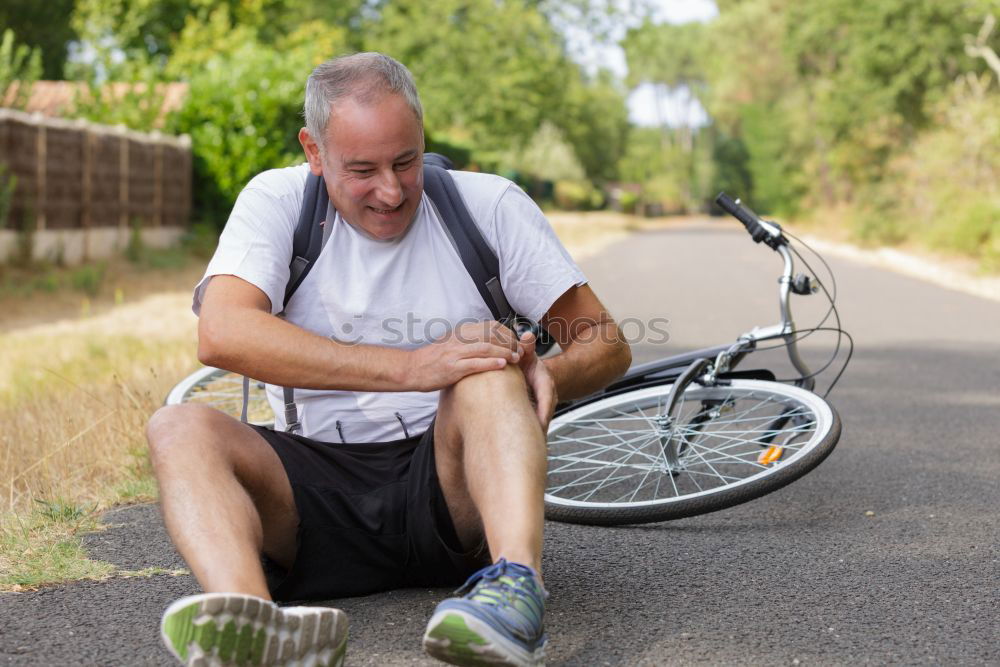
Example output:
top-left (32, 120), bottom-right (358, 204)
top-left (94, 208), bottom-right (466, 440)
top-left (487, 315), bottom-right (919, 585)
top-left (641, 175), bottom-right (685, 216)
top-left (617, 190), bottom-right (639, 214)
top-left (553, 180), bottom-right (604, 211)
top-left (167, 21), bottom-right (347, 225)
top-left (168, 45), bottom-right (310, 224)
top-left (852, 75), bottom-right (1000, 268)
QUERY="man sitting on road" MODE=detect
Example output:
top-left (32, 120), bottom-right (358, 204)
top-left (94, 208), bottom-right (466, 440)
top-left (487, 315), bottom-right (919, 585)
top-left (148, 52), bottom-right (630, 667)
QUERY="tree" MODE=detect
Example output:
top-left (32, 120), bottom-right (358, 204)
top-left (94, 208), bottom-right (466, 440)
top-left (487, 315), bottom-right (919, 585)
top-left (553, 69), bottom-right (630, 182)
top-left (69, 0), bottom-right (368, 67)
top-left (783, 0), bottom-right (992, 193)
top-left (0, 0), bottom-right (76, 79)
top-left (623, 19), bottom-right (707, 151)
top-left (365, 0), bottom-right (572, 158)
top-left (621, 19), bottom-right (710, 210)
top-left (167, 17), bottom-right (348, 221)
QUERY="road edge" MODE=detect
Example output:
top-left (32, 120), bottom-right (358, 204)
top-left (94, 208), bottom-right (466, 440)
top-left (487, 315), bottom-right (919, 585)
top-left (800, 235), bottom-right (1000, 303)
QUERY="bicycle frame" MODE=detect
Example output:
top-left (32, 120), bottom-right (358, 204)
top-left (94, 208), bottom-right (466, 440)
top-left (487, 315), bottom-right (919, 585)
top-left (555, 228), bottom-right (815, 417)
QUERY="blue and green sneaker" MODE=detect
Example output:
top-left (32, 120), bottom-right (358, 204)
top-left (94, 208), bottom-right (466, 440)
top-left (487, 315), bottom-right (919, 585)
top-left (422, 559), bottom-right (548, 666)
top-left (160, 593), bottom-right (348, 666)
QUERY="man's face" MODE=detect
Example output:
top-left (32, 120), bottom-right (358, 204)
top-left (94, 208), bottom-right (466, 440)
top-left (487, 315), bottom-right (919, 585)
top-left (301, 93), bottom-right (424, 241)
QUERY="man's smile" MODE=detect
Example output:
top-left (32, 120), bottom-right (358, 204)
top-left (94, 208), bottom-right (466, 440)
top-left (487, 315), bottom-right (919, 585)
top-left (369, 203), bottom-right (403, 215)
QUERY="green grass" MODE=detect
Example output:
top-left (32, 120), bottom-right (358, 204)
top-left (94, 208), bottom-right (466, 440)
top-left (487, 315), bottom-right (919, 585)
top-left (0, 498), bottom-right (190, 591)
top-left (0, 501), bottom-right (115, 590)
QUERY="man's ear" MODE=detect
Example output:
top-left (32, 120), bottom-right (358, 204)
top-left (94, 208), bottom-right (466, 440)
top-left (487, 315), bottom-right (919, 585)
top-left (299, 127), bottom-right (324, 176)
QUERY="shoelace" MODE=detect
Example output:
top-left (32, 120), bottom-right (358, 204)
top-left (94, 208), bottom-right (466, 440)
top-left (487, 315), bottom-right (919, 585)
top-left (455, 559), bottom-right (547, 630)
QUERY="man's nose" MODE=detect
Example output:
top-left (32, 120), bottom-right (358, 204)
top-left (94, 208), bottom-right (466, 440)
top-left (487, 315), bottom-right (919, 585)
top-left (375, 169), bottom-right (403, 207)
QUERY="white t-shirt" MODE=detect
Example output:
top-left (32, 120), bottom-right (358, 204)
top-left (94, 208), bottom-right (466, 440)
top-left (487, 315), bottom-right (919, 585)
top-left (194, 163), bottom-right (586, 443)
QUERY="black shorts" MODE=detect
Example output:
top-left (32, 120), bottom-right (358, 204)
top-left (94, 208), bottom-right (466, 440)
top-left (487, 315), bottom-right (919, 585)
top-left (251, 423), bottom-right (488, 602)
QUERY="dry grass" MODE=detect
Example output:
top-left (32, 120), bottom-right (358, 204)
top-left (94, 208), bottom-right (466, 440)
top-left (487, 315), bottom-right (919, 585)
top-left (0, 287), bottom-right (199, 589)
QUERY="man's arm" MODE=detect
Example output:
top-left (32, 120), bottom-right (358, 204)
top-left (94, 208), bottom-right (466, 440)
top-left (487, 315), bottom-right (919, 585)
top-left (540, 284), bottom-right (632, 402)
top-left (198, 275), bottom-right (523, 392)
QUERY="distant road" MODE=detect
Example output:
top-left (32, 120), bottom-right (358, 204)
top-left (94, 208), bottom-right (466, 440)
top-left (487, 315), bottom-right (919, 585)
top-left (2, 220), bottom-right (998, 665)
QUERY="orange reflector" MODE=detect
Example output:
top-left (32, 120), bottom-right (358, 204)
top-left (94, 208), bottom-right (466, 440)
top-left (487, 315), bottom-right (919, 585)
top-left (758, 445), bottom-right (784, 465)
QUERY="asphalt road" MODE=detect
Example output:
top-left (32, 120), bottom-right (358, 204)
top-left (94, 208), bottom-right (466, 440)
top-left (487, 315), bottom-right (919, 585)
top-left (2, 220), bottom-right (998, 665)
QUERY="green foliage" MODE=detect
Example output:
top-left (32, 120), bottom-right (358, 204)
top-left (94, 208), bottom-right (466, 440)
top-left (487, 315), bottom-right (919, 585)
top-left (125, 219), bottom-right (144, 264)
top-left (851, 70), bottom-right (1000, 266)
top-left (12, 204), bottom-right (36, 268)
top-left (168, 16), bottom-right (345, 222)
top-left (66, 0), bottom-right (171, 131)
top-left (554, 70), bottom-right (630, 182)
top-left (709, 130), bottom-right (753, 205)
top-left (69, 262), bottom-right (108, 296)
top-left (935, 198), bottom-right (1000, 260)
top-left (0, 0), bottom-right (75, 79)
top-left (47, 0), bottom-right (637, 222)
top-left (738, 102), bottom-right (805, 215)
top-left (180, 222), bottom-right (220, 259)
top-left (624, 20), bottom-right (706, 92)
top-left (617, 189), bottom-right (639, 214)
top-left (425, 135), bottom-right (474, 170)
top-left (503, 122), bottom-right (586, 183)
top-left (553, 180), bottom-right (604, 211)
top-left (33, 498), bottom-right (96, 523)
top-left (70, 0), bottom-right (366, 64)
top-left (0, 28), bottom-right (42, 110)
top-left (367, 0), bottom-right (571, 156)
top-left (616, 125), bottom-right (719, 214)
top-left (620, 18), bottom-right (716, 211)
top-left (641, 173), bottom-right (684, 215)
top-left (0, 503), bottom-right (113, 590)
top-left (690, 0), bottom-right (1000, 260)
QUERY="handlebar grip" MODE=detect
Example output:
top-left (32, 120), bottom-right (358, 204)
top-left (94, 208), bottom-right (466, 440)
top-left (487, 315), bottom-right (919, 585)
top-left (715, 192), bottom-right (779, 247)
top-left (715, 192), bottom-right (759, 230)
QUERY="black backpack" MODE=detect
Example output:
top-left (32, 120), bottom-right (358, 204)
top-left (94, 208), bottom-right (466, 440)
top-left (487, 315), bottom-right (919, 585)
top-left (273, 152), bottom-right (553, 433)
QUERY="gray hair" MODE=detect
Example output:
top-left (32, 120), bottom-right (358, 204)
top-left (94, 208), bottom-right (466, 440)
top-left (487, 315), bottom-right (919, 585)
top-left (304, 52), bottom-right (423, 147)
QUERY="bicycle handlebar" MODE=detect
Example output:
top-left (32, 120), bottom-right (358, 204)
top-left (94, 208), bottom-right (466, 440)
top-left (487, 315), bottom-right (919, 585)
top-left (715, 192), bottom-right (786, 250)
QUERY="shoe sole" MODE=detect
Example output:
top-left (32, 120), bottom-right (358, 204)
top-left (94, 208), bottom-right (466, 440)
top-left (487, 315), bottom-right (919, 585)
top-left (160, 593), bottom-right (348, 666)
top-left (422, 609), bottom-right (545, 667)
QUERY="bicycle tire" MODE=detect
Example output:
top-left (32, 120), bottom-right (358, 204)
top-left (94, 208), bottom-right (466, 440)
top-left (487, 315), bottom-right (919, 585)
top-left (545, 379), bottom-right (841, 525)
top-left (164, 366), bottom-right (275, 427)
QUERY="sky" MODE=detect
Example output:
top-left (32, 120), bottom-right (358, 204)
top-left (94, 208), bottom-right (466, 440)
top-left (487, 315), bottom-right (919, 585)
top-left (564, 0), bottom-right (718, 127)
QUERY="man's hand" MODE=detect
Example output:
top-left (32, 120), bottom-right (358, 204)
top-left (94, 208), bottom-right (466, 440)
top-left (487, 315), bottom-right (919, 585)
top-left (517, 330), bottom-right (557, 430)
top-left (406, 320), bottom-right (524, 391)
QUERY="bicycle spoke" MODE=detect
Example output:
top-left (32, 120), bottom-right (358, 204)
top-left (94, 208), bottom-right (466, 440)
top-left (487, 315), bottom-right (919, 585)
top-left (579, 445), bottom-right (650, 502)
top-left (545, 380), bottom-right (835, 515)
top-left (547, 446), bottom-right (640, 497)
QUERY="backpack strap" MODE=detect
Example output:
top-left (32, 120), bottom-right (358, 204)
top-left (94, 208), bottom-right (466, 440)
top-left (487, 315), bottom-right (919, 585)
top-left (283, 170), bottom-right (330, 311)
top-left (247, 170), bottom-right (330, 434)
top-left (422, 161), bottom-right (515, 325)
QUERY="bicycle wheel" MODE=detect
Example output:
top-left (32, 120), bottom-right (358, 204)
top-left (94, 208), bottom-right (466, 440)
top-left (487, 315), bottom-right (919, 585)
top-left (164, 366), bottom-right (275, 427)
top-left (545, 379), bottom-right (841, 525)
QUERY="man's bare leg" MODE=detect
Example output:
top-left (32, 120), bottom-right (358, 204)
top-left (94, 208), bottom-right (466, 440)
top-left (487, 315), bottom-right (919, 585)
top-left (425, 366), bottom-right (549, 665)
top-left (433, 364), bottom-right (546, 572)
top-left (150, 405), bottom-right (350, 666)
top-left (146, 403), bottom-right (299, 598)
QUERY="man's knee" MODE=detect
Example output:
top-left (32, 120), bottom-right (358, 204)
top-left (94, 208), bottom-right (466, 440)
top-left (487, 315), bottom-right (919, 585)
top-left (442, 365), bottom-right (527, 407)
top-left (436, 366), bottom-right (534, 452)
top-left (146, 404), bottom-right (232, 469)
